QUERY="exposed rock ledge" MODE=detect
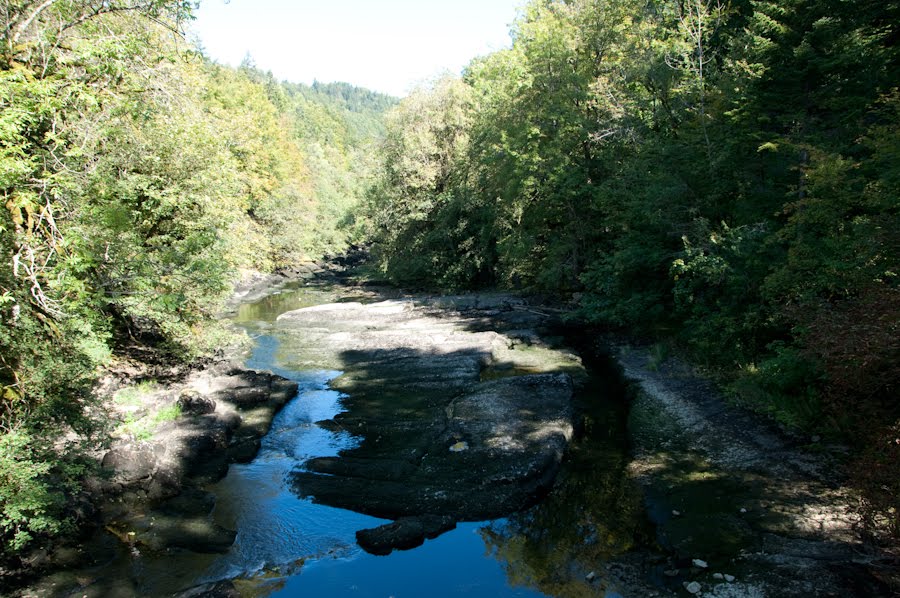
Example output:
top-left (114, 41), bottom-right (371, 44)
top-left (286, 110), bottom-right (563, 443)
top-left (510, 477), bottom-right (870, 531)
top-left (88, 361), bottom-right (298, 555)
top-left (618, 344), bottom-right (892, 597)
top-left (278, 298), bottom-right (583, 554)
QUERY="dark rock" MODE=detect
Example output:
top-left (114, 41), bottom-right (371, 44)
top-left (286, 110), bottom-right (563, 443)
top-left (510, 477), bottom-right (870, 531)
top-left (282, 299), bottom-right (577, 530)
top-left (177, 391), bottom-right (216, 415)
top-left (101, 446), bottom-right (157, 483)
top-left (146, 465), bottom-right (182, 501)
top-left (158, 488), bottom-right (216, 517)
top-left (214, 386), bottom-right (269, 407)
top-left (224, 437), bottom-right (262, 463)
top-left (137, 516), bottom-right (236, 553)
top-left (355, 515), bottom-right (457, 555)
top-left (175, 580), bottom-right (240, 598)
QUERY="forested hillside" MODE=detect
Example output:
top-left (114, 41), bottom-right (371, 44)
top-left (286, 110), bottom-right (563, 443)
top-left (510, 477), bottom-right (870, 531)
top-left (0, 1), bottom-right (391, 557)
top-left (2, 0), bottom-right (897, 567)
top-left (361, 0), bottom-right (898, 534)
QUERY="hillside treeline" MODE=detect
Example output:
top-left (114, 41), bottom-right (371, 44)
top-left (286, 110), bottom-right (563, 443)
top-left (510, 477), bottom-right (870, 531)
top-left (361, 0), bottom-right (898, 535)
top-left (0, 1), bottom-right (392, 557)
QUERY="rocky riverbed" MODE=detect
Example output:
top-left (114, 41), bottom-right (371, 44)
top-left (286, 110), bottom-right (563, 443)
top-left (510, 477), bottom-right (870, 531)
top-left (277, 296), bottom-right (586, 554)
top-left (617, 344), bottom-right (895, 596)
top-left (11, 274), bottom-right (896, 597)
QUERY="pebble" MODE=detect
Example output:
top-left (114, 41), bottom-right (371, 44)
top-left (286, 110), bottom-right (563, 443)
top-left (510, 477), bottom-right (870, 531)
top-left (672, 509), bottom-right (681, 516)
top-left (685, 581), bottom-right (702, 594)
top-left (724, 574), bottom-right (736, 582)
top-left (449, 441), bottom-right (468, 452)
top-left (585, 571), bottom-right (597, 582)
top-left (664, 569), bottom-right (679, 577)
top-left (740, 507), bottom-right (748, 513)
top-left (692, 558), bottom-right (708, 569)
top-left (713, 573), bottom-right (724, 580)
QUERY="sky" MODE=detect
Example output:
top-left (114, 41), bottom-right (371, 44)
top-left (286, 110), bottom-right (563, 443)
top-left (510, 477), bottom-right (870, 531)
top-left (189, 0), bottom-right (524, 98)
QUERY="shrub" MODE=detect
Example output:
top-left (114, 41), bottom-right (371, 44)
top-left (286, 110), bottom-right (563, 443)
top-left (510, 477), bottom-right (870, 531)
top-left (0, 432), bottom-right (70, 556)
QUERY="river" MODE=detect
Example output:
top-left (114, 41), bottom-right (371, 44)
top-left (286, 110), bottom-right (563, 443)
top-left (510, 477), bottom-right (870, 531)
top-left (24, 281), bottom-right (881, 597)
top-left (24, 283), bottom-right (650, 597)
top-left (190, 283), bottom-right (643, 597)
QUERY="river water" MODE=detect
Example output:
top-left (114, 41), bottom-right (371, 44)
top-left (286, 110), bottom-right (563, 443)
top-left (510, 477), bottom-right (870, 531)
top-left (30, 284), bottom-right (648, 597)
top-left (191, 284), bottom-right (645, 597)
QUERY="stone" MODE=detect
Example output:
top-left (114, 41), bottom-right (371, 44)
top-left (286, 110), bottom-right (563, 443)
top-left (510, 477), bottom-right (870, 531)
top-left (175, 580), bottom-right (240, 598)
top-left (176, 390), bottom-right (216, 415)
top-left (284, 299), bottom-right (578, 538)
top-left (724, 574), bottom-right (736, 582)
top-left (685, 581), bottom-right (702, 594)
top-left (355, 515), bottom-right (456, 555)
top-left (585, 571), bottom-right (597, 582)
top-left (692, 558), bottom-right (708, 569)
top-left (101, 446), bottom-right (157, 484)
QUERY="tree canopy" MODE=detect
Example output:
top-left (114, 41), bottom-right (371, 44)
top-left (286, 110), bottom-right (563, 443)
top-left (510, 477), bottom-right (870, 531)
top-left (0, 1), bottom-right (393, 556)
top-left (361, 0), bottom-right (898, 535)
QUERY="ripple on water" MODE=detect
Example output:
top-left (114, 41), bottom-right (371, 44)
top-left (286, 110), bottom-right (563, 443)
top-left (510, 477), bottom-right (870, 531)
top-left (199, 337), bottom-right (381, 583)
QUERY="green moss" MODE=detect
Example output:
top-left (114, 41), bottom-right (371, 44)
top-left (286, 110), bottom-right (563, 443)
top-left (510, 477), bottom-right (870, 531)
top-left (115, 404), bottom-right (182, 441)
top-left (113, 380), bottom-right (159, 406)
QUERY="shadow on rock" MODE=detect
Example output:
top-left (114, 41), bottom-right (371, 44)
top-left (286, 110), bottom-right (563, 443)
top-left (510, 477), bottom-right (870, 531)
top-left (280, 299), bottom-right (582, 555)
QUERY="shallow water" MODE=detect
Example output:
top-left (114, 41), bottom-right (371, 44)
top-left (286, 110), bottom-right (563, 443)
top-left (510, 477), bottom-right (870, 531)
top-left (184, 286), bottom-right (562, 596)
top-left (32, 284), bottom-right (644, 597)
top-left (192, 285), bottom-right (642, 597)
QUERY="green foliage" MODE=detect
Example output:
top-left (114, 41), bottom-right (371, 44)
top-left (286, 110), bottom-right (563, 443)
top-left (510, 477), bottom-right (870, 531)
top-left (0, 431), bottom-right (83, 556)
top-left (731, 343), bottom-right (824, 431)
top-left (116, 403), bottom-right (181, 442)
top-left (1, 2), bottom-right (393, 559)
top-left (113, 381), bottom-right (159, 406)
top-left (358, 0), bottom-right (900, 532)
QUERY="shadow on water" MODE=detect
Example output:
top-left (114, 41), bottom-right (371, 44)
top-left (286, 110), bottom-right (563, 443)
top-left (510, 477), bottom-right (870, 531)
top-left (24, 285), bottom-right (652, 598)
top-left (278, 294), bottom-right (655, 596)
top-left (224, 286), bottom-right (894, 598)
top-left (478, 341), bottom-right (656, 598)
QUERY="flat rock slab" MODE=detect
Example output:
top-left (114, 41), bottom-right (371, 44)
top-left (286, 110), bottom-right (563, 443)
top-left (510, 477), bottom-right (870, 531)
top-left (356, 515), bottom-right (457, 556)
top-left (280, 299), bottom-right (580, 554)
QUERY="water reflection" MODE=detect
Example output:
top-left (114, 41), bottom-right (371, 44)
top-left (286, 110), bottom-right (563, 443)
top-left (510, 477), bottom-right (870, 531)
top-left (481, 393), bottom-right (652, 597)
top-left (232, 284), bottom-right (339, 323)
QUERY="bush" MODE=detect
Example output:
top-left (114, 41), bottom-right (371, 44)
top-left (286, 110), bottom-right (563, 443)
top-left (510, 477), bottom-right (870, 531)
top-left (0, 432), bottom-right (72, 556)
top-left (731, 342), bottom-right (825, 431)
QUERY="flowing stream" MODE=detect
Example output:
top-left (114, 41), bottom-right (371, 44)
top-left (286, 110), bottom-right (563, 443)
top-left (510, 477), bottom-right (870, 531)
top-left (32, 284), bottom-right (646, 597)
top-left (183, 285), bottom-right (573, 596)
top-left (183, 283), bottom-right (643, 597)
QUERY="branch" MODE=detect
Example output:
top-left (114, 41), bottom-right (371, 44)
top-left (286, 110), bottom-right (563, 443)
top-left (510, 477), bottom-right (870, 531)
top-left (10, 0), bottom-right (61, 46)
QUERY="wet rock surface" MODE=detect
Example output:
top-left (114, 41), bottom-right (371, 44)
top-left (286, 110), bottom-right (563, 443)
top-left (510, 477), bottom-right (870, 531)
top-left (279, 297), bottom-right (583, 553)
top-left (356, 515), bottom-right (457, 556)
top-left (90, 362), bottom-right (298, 557)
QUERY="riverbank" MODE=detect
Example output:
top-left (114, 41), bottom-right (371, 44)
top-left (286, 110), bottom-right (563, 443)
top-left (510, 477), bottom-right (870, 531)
top-left (8, 267), bottom-right (897, 596)
top-left (6, 355), bottom-right (299, 596)
top-left (616, 342), bottom-right (894, 596)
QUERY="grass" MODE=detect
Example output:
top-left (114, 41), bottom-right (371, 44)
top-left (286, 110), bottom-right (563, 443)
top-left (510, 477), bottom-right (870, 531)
top-left (113, 380), bottom-right (159, 406)
top-left (116, 404), bottom-right (182, 442)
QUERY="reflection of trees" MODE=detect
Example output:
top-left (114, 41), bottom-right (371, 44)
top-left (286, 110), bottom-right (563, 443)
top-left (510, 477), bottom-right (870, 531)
top-left (480, 404), bottom-right (651, 597)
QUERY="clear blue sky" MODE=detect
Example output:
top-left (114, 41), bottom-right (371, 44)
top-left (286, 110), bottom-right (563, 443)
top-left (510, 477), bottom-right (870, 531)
top-left (189, 0), bottom-right (524, 97)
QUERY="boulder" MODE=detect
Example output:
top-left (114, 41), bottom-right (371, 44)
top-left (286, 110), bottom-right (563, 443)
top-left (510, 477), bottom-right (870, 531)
top-left (282, 299), bottom-right (580, 553)
top-left (177, 391), bottom-right (216, 415)
top-left (356, 515), bottom-right (457, 556)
